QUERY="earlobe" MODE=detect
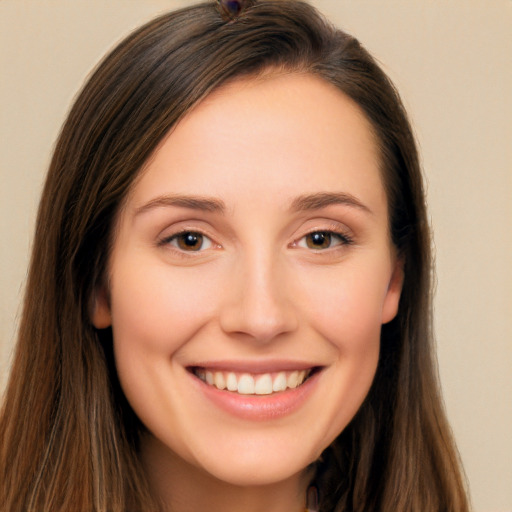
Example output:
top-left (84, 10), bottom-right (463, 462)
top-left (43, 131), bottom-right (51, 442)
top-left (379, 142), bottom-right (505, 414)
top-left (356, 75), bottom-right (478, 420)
top-left (91, 286), bottom-right (112, 329)
top-left (381, 256), bottom-right (405, 324)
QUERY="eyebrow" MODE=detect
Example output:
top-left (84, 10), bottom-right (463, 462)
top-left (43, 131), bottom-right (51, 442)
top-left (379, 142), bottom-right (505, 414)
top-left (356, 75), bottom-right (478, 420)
top-left (134, 191), bottom-right (371, 217)
top-left (135, 194), bottom-right (226, 215)
top-left (290, 192), bottom-right (373, 214)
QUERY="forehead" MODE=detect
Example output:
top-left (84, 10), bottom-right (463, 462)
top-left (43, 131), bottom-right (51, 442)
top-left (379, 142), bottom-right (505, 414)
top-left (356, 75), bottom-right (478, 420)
top-left (128, 72), bottom-right (385, 215)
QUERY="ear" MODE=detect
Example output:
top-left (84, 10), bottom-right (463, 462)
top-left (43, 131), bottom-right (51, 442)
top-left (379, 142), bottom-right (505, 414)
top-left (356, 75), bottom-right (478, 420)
top-left (91, 285), bottom-right (112, 329)
top-left (381, 256), bottom-right (405, 324)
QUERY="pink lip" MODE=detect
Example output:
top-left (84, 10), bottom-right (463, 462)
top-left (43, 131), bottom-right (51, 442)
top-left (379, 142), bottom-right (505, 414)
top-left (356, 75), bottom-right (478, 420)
top-left (188, 365), bottom-right (321, 421)
top-left (189, 359), bottom-right (317, 373)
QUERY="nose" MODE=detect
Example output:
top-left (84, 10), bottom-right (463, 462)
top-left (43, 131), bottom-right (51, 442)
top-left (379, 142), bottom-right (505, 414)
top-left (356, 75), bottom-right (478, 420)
top-left (219, 251), bottom-right (299, 343)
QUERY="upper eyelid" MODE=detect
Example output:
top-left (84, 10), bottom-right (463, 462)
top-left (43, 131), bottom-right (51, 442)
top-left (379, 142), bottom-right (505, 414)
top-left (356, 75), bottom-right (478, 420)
top-left (294, 220), bottom-right (353, 238)
top-left (295, 230), bottom-right (353, 245)
top-left (158, 223), bottom-right (217, 240)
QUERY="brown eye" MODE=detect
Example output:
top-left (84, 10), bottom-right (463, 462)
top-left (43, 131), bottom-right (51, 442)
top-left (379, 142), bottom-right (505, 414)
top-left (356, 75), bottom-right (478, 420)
top-left (169, 232), bottom-right (212, 252)
top-left (305, 232), bottom-right (332, 249)
top-left (297, 230), bottom-right (352, 251)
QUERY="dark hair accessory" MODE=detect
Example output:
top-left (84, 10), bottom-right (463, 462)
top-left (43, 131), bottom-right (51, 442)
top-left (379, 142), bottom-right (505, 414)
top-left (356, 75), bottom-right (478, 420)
top-left (305, 485), bottom-right (319, 512)
top-left (217, 0), bottom-right (254, 20)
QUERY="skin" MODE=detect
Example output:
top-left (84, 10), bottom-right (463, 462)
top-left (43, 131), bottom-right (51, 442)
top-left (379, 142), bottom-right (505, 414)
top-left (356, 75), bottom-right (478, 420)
top-left (93, 72), bottom-right (403, 512)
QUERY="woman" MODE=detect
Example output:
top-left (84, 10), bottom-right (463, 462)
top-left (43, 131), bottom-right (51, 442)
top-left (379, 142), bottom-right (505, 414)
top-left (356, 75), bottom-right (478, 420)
top-left (0, 1), bottom-right (470, 510)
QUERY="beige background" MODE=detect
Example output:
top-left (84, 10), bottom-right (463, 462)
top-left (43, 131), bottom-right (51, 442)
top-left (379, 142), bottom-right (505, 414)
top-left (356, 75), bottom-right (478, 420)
top-left (1, 1), bottom-right (511, 510)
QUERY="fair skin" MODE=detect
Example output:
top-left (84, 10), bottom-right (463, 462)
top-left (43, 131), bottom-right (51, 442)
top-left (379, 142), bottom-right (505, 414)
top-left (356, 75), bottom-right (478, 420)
top-left (93, 72), bottom-right (403, 512)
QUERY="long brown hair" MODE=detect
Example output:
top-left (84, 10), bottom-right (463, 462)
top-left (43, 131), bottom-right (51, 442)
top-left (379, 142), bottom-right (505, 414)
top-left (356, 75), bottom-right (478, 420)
top-left (0, 1), bottom-right (470, 510)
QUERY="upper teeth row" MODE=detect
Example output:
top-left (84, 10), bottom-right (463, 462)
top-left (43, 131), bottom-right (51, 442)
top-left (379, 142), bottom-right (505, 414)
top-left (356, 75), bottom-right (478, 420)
top-left (194, 369), bottom-right (311, 395)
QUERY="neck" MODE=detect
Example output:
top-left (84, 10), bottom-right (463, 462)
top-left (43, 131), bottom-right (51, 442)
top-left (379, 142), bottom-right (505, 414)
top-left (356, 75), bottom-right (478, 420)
top-left (141, 434), bottom-right (312, 512)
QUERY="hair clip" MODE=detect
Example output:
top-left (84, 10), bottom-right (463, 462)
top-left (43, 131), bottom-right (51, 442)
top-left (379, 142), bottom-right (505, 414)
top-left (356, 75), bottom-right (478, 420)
top-left (305, 485), bottom-right (319, 512)
top-left (217, 0), bottom-right (254, 20)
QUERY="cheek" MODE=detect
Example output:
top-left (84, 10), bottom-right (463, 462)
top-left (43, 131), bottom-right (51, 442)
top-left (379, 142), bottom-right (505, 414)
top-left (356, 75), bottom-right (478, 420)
top-left (109, 261), bottom-right (220, 356)
top-left (108, 259), bottom-right (225, 418)
top-left (295, 262), bottom-right (388, 438)
top-left (108, 260), bottom-right (224, 437)
top-left (298, 262), bottom-right (390, 352)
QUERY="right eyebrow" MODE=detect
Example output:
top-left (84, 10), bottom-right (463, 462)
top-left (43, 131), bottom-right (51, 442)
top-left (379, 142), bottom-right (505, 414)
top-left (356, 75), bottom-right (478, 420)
top-left (289, 191), bottom-right (373, 215)
top-left (134, 194), bottom-right (226, 216)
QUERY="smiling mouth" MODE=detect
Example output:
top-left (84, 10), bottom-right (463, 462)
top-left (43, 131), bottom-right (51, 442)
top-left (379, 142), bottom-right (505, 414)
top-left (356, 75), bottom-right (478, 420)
top-left (190, 367), bottom-right (316, 396)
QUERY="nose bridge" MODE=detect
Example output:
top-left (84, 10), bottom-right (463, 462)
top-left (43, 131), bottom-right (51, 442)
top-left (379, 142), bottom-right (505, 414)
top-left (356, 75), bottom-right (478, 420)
top-left (219, 244), bottom-right (298, 342)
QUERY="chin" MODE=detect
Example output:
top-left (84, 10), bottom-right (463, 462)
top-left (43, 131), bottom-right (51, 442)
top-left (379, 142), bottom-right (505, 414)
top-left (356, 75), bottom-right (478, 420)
top-left (200, 456), bottom-right (311, 487)
top-left (184, 433), bottom-right (323, 488)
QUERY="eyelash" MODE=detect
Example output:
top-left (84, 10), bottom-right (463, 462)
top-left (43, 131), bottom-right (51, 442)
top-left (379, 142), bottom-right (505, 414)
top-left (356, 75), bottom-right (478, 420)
top-left (294, 229), bottom-right (354, 251)
top-left (158, 226), bottom-right (353, 256)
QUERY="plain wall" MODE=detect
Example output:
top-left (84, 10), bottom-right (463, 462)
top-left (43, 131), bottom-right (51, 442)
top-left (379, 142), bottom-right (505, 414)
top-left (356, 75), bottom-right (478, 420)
top-left (1, 1), bottom-right (511, 510)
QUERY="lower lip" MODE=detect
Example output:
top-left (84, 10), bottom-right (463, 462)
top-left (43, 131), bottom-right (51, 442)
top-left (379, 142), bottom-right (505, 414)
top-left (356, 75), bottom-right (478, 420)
top-left (189, 370), bottom-right (321, 421)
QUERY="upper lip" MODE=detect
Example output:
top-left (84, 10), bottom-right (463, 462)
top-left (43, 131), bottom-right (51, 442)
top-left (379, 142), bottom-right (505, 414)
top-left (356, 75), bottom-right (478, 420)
top-left (187, 360), bottom-right (321, 374)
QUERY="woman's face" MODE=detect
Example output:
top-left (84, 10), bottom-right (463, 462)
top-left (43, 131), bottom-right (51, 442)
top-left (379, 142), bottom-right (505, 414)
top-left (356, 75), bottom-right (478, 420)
top-left (93, 73), bottom-right (403, 486)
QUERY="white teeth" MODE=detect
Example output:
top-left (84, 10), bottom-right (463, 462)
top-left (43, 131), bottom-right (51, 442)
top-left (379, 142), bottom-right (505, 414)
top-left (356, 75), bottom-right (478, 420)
top-left (272, 372), bottom-right (287, 392)
top-left (287, 370), bottom-right (299, 389)
top-left (214, 372), bottom-right (226, 390)
top-left (195, 368), bottom-right (312, 395)
top-left (255, 374), bottom-right (273, 395)
top-left (238, 374), bottom-right (255, 394)
top-left (226, 372), bottom-right (238, 392)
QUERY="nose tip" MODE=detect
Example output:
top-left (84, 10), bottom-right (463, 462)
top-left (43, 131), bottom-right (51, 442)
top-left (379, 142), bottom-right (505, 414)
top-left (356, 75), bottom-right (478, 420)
top-left (220, 299), bottom-right (298, 343)
top-left (219, 260), bottom-right (298, 343)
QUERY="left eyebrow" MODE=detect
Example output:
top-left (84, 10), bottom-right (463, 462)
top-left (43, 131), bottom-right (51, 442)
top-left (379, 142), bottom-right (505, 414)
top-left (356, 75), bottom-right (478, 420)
top-left (289, 192), bottom-right (373, 214)
top-left (134, 194), bottom-right (226, 216)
